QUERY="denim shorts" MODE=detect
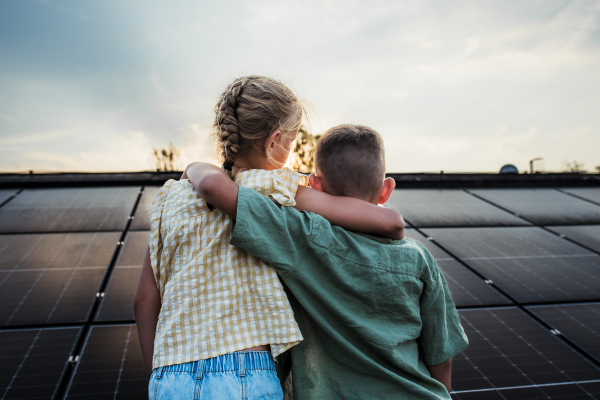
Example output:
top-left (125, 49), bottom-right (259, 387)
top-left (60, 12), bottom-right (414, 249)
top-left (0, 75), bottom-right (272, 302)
top-left (148, 351), bottom-right (283, 400)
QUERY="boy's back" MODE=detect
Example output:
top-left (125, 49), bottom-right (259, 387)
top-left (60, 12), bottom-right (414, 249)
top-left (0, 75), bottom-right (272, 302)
top-left (231, 186), bottom-right (469, 400)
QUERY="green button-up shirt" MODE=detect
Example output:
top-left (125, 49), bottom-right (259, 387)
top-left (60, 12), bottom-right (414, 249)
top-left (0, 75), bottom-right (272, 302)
top-left (231, 186), bottom-right (469, 400)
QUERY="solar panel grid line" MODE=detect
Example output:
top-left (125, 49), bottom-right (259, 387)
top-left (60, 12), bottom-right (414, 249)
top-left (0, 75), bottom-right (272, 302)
top-left (413, 225), bottom-right (600, 369)
top-left (0, 188), bottom-right (22, 210)
top-left (1, 329), bottom-right (42, 398)
top-left (557, 188), bottom-right (600, 208)
top-left (462, 188), bottom-right (537, 225)
top-left (454, 308), bottom-right (600, 395)
top-left (51, 189), bottom-right (144, 400)
top-left (451, 378), bottom-right (600, 394)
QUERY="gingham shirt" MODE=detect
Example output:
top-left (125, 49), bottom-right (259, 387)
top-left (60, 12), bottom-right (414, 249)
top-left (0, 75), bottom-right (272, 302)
top-left (148, 168), bottom-right (307, 369)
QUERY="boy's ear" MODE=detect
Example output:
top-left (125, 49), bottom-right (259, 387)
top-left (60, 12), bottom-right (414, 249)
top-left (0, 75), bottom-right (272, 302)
top-left (308, 174), bottom-right (325, 192)
top-left (378, 177), bottom-right (396, 204)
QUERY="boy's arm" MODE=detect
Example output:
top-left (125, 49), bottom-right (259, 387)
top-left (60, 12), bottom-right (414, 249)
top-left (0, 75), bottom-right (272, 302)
top-left (184, 162), bottom-right (405, 239)
top-left (294, 185), bottom-right (405, 239)
top-left (427, 359), bottom-right (452, 393)
top-left (134, 246), bottom-right (161, 376)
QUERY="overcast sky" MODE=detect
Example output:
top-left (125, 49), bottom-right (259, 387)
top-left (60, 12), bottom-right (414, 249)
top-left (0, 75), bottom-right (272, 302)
top-left (1, 0), bottom-right (599, 173)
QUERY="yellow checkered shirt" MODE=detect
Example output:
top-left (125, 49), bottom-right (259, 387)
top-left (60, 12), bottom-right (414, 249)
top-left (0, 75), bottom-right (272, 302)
top-left (148, 168), bottom-right (307, 369)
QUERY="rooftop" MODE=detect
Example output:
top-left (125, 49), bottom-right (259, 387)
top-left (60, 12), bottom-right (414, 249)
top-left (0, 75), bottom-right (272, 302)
top-left (0, 172), bottom-right (599, 399)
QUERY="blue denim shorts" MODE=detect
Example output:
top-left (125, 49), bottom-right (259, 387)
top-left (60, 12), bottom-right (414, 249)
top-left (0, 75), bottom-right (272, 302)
top-left (148, 351), bottom-right (283, 400)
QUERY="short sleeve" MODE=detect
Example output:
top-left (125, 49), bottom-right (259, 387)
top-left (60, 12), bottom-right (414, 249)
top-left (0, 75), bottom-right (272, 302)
top-left (236, 168), bottom-right (308, 207)
top-left (230, 185), bottom-right (313, 273)
top-left (148, 179), bottom-right (175, 296)
top-left (418, 260), bottom-right (469, 365)
top-left (269, 168), bottom-right (309, 207)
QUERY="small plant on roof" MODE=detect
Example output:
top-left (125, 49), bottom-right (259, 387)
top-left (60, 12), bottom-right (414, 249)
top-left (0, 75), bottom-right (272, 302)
top-left (288, 125), bottom-right (321, 174)
top-left (152, 143), bottom-right (181, 172)
top-left (561, 160), bottom-right (587, 173)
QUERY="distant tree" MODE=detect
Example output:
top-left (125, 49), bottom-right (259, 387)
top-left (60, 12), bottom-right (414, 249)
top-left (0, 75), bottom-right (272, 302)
top-left (152, 143), bottom-right (181, 172)
top-left (288, 126), bottom-right (321, 174)
top-left (596, 165), bottom-right (600, 174)
top-left (561, 160), bottom-right (587, 173)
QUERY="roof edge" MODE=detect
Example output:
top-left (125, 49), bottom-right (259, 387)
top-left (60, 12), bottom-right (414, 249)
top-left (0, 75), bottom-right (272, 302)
top-left (0, 171), bottom-right (598, 189)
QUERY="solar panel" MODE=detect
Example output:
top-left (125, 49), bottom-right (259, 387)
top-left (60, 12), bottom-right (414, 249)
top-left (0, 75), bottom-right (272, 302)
top-left (452, 382), bottom-right (600, 400)
top-left (547, 225), bottom-right (600, 253)
top-left (129, 187), bottom-right (161, 231)
top-left (527, 303), bottom-right (600, 363)
top-left (452, 308), bottom-right (600, 394)
top-left (0, 189), bottom-right (18, 205)
top-left (404, 230), bottom-right (511, 307)
top-left (0, 233), bottom-right (119, 326)
top-left (385, 189), bottom-right (528, 227)
top-left (96, 231), bottom-right (149, 322)
top-left (65, 324), bottom-right (148, 400)
top-left (561, 188), bottom-right (600, 205)
top-left (0, 187), bottom-right (140, 233)
top-left (423, 227), bottom-right (600, 303)
top-left (0, 327), bottom-right (80, 399)
top-left (469, 189), bottom-right (600, 225)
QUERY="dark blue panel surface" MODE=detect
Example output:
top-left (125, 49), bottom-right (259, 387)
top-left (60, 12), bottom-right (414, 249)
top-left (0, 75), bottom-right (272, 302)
top-left (562, 188), bottom-right (600, 205)
top-left (66, 325), bottom-right (147, 400)
top-left (424, 227), bottom-right (600, 303)
top-left (453, 308), bottom-right (600, 393)
top-left (0, 327), bottom-right (80, 399)
top-left (130, 187), bottom-right (161, 231)
top-left (404, 230), bottom-right (510, 307)
top-left (95, 231), bottom-right (148, 322)
top-left (0, 233), bottom-right (118, 325)
top-left (386, 189), bottom-right (527, 227)
top-left (528, 303), bottom-right (600, 363)
top-left (548, 225), bottom-right (600, 253)
top-left (469, 189), bottom-right (600, 225)
top-left (0, 187), bottom-right (139, 233)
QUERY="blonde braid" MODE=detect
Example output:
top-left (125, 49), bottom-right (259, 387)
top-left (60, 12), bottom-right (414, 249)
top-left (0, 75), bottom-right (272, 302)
top-left (215, 78), bottom-right (249, 173)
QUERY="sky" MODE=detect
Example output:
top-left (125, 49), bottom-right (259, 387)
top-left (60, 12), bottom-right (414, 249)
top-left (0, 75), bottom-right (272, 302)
top-left (1, 0), bottom-right (599, 173)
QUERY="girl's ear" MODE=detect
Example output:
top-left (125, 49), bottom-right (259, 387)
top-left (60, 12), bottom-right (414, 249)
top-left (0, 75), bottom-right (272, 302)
top-left (378, 177), bottom-right (396, 204)
top-left (265, 130), bottom-right (282, 157)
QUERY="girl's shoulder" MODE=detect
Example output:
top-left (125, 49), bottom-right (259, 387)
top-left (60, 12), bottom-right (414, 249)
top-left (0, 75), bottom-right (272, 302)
top-left (235, 168), bottom-right (308, 207)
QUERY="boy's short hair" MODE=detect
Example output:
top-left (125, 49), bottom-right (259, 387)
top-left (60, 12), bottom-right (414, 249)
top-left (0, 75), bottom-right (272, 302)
top-left (315, 124), bottom-right (386, 199)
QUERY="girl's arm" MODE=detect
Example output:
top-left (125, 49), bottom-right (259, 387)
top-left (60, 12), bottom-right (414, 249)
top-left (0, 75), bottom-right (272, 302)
top-left (134, 246), bottom-right (161, 376)
top-left (184, 163), bottom-right (405, 240)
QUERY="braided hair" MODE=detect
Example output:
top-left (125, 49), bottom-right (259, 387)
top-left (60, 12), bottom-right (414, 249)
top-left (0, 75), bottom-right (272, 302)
top-left (213, 76), bottom-right (304, 178)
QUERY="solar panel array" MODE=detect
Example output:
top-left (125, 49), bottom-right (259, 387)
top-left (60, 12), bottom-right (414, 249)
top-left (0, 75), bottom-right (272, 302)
top-left (386, 188), bottom-right (600, 399)
top-left (0, 183), bottom-right (599, 399)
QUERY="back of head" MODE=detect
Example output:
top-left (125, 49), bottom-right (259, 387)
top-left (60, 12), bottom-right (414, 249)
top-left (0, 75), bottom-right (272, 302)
top-left (315, 125), bottom-right (386, 199)
top-left (213, 76), bottom-right (304, 176)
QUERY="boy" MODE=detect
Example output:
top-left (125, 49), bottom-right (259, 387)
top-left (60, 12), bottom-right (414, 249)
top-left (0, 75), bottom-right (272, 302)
top-left (184, 125), bottom-right (468, 399)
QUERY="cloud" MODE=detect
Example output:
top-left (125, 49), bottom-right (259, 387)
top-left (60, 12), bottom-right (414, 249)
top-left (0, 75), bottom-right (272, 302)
top-left (0, 0), bottom-right (599, 172)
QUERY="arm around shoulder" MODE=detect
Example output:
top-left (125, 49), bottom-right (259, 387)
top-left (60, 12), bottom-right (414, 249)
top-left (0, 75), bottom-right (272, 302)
top-left (185, 162), bottom-right (239, 218)
top-left (427, 358), bottom-right (452, 394)
top-left (294, 185), bottom-right (405, 239)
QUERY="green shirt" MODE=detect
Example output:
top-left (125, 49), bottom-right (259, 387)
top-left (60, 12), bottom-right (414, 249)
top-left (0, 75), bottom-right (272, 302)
top-left (231, 186), bottom-right (469, 400)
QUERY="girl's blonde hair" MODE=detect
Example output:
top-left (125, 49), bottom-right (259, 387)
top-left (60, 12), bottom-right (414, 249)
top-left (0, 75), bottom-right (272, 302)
top-left (213, 76), bottom-right (304, 176)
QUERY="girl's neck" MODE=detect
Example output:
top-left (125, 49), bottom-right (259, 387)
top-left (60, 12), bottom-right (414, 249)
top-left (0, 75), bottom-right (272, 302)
top-left (233, 153), bottom-right (276, 172)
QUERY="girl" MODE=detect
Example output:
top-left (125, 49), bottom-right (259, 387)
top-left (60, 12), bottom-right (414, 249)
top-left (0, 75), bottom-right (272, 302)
top-left (135, 76), bottom-right (404, 400)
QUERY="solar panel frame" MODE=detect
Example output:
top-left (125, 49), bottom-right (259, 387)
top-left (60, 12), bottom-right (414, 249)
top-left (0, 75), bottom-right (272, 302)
top-left (0, 232), bottom-right (119, 326)
top-left (452, 382), bottom-right (600, 400)
top-left (65, 324), bottom-right (148, 400)
top-left (404, 229), bottom-right (511, 307)
top-left (561, 188), bottom-right (600, 205)
top-left (547, 225), bottom-right (600, 254)
top-left (452, 307), bottom-right (600, 394)
top-left (0, 189), bottom-right (18, 206)
top-left (385, 189), bottom-right (529, 227)
top-left (423, 227), bottom-right (600, 304)
top-left (95, 231), bottom-right (149, 322)
top-left (0, 326), bottom-right (81, 400)
top-left (527, 303), bottom-right (600, 364)
top-left (469, 189), bottom-right (600, 226)
top-left (129, 187), bottom-right (161, 231)
top-left (0, 187), bottom-right (140, 233)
